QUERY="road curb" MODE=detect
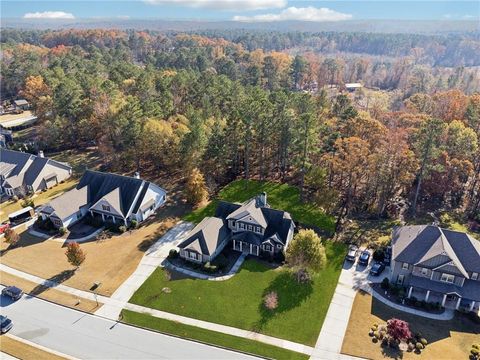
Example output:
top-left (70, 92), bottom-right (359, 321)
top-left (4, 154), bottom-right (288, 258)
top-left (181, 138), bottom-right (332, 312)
top-left (5, 334), bottom-right (80, 360)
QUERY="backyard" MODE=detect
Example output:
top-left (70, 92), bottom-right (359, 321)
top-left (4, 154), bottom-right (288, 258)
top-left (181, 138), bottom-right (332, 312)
top-left (129, 242), bottom-right (345, 346)
top-left (183, 179), bottom-right (336, 234)
top-left (341, 291), bottom-right (480, 360)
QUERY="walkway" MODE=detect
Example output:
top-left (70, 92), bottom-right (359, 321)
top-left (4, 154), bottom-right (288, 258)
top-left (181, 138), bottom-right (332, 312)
top-left (165, 252), bottom-right (246, 281)
top-left (94, 221), bottom-right (194, 319)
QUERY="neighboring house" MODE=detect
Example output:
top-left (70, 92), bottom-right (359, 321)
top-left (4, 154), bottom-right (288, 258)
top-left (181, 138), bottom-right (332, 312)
top-left (345, 83), bottom-right (363, 92)
top-left (13, 99), bottom-right (30, 111)
top-left (178, 193), bottom-right (295, 264)
top-left (39, 170), bottom-right (167, 229)
top-left (390, 225), bottom-right (480, 313)
top-left (0, 149), bottom-right (72, 197)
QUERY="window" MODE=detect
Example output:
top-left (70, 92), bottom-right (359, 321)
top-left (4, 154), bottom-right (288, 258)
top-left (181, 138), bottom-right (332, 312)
top-left (248, 225), bottom-right (253, 231)
top-left (102, 204), bottom-right (111, 212)
top-left (440, 273), bottom-right (455, 283)
top-left (277, 244), bottom-right (282, 249)
top-left (264, 244), bottom-right (272, 251)
top-left (189, 252), bottom-right (197, 260)
top-left (256, 226), bottom-right (261, 233)
top-left (472, 272), bottom-right (478, 280)
top-left (421, 267), bottom-right (428, 276)
top-left (402, 263), bottom-right (409, 270)
top-left (239, 223), bottom-right (244, 230)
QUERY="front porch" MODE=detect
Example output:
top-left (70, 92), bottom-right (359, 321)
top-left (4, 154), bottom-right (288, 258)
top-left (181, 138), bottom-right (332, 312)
top-left (407, 286), bottom-right (478, 312)
top-left (232, 239), bottom-right (259, 256)
top-left (89, 210), bottom-right (127, 226)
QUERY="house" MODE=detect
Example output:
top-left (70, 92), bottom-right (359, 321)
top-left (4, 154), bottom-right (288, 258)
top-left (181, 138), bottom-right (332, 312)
top-left (13, 99), bottom-right (30, 111)
top-left (39, 170), bottom-right (167, 229)
top-left (178, 193), bottom-right (295, 263)
top-left (345, 83), bottom-right (363, 92)
top-left (390, 225), bottom-right (480, 313)
top-left (0, 149), bottom-right (72, 197)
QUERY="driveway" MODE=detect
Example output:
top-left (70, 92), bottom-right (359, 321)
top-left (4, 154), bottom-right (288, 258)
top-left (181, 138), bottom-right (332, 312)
top-left (94, 221), bottom-right (194, 319)
top-left (1, 289), bottom-right (258, 360)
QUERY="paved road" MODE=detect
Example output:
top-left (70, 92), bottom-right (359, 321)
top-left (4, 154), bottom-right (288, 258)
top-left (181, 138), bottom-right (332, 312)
top-left (1, 291), bottom-right (258, 360)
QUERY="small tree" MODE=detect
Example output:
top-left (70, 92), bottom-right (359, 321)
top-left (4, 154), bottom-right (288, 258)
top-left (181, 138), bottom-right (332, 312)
top-left (387, 318), bottom-right (412, 344)
top-left (263, 291), bottom-right (278, 311)
top-left (185, 168), bottom-right (208, 205)
top-left (65, 242), bottom-right (86, 269)
top-left (4, 228), bottom-right (20, 247)
top-left (286, 229), bottom-right (326, 274)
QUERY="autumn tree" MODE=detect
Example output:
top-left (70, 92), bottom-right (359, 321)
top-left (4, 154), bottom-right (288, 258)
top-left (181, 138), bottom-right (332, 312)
top-left (387, 318), bottom-right (412, 343)
top-left (185, 168), bottom-right (208, 206)
top-left (20, 75), bottom-right (53, 121)
top-left (65, 242), bottom-right (86, 269)
top-left (286, 229), bottom-right (326, 275)
top-left (4, 228), bottom-right (20, 247)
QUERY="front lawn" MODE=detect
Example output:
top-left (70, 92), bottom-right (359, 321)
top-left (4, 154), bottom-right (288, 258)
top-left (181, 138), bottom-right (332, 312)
top-left (183, 179), bottom-right (335, 234)
top-left (342, 291), bottom-right (480, 360)
top-left (129, 242), bottom-right (345, 345)
top-left (122, 310), bottom-right (309, 360)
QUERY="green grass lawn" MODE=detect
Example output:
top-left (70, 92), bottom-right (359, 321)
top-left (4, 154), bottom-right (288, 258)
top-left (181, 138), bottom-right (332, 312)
top-left (183, 179), bottom-right (335, 234)
top-left (130, 242), bottom-right (345, 346)
top-left (122, 310), bottom-right (309, 360)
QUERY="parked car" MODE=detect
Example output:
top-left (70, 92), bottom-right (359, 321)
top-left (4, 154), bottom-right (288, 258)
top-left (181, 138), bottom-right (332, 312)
top-left (358, 250), bottom-right (371, 266)
top-left (370, 262), bottom-right (386, 276)
top-left (1, 286), bottom-right (23, 301)
top-left (0, 222), bottom-right (9, 234)
top-left (0, 315), bottom-right (13, 334)
top-left (345, 245), bottom-right (359, 262)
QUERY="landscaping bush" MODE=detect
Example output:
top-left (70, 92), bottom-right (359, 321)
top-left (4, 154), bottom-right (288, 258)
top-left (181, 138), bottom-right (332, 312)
top-left (130, 220), bottom-right (138, 229)
top-left (381, 277), bottom-right (390, 290)
top-left (372, 249), bottom-right (385, 262)
top-left (439, 213), bottom-right (453, 227)
top-left (203, 262), bottom-right (218, 273)
top-left (420, 338), bottom-right (428, 346)
top-left (407, 342), bottom-right (415, 352)
top-left (213, 254), bottom-right (228, 271)
top-left (295, 268), bottom-right (312, 284)
top-left (416, 342), bottom-right (424, 350)
top-left (58, 227), bottom-right (67, 236)
top-left (168, 249), bottom-right (179, 259)
top-left (12, 195), bottom-right (19, 202)
top-left (21, 198), bottom-right (34, 208)
top-left (118, 225), bottom-right (127, 233)
top-left (263, 291), bottom-right (279, 311)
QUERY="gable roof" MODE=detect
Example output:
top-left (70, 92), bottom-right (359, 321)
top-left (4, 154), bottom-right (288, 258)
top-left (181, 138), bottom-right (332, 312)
top-left (392, 225), bottom-right (480, 277)
top-left (0, 149), bottom-right (33, 177)
top-left (226, 197), bottom-right (268, 228)
top-left (46, 186), bottom-right (89, 220)
top-left (178, 217), bottom-right (229, 256)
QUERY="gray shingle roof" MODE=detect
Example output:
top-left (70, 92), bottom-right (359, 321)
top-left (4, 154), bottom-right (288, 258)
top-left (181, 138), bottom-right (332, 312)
top-left (393, 225), bottom-right (480, 276)
top-left (178, 217), bottom-right (229, 256)
top-left (46, 186), bottom-right (89, 220)
top-left (0, 149), bottom-right (32, 177)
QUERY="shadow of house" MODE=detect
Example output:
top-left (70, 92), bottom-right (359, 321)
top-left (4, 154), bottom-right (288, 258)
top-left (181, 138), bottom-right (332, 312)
top-left (254, 270), bottom-right (313, 331)
top-left (27, 269), bottom-right (75, 297)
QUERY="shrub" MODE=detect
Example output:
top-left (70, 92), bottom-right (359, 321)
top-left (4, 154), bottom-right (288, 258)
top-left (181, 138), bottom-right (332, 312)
top-left (58, 227), bottom-right (67, 236)
top-left (21, 198), bottom-right (34, 208)
top-left (381, 277), bottom-right (390, 290)
top-left (407, 343), bottom-right (415, 352)
top-left (295, 268), bottom-right (312, 284)
top-left (213, 254), bottom-right (228, 270)
top-left (416, 342), bottom-right (424, 350)
top-left (130, 220), bottom-right (138, 229)
top-left (373, 249), bottom-right (385, 262)
top-left (439, 213), bottom-right (452, 227)
top-left (203, 262), bottom-right (218, 273)
top-left (4, 228), bottom-right (20, 246)
top-left (371, 325), bottom-right (378, 331)
top-left (168, 249), bottom-right (179, 259)
top-left (420, 338), bottom-right (428, 346)
top-left (387, 318), bottom-right (412, 342)
top-left (118, 225), bottom-right (127, 233)
top-left (65, 242), bottom-right (86, 268)
top-left (12, 195), bottom-right (19, 202)
top-left (263, 291), bottom-right (278, 311)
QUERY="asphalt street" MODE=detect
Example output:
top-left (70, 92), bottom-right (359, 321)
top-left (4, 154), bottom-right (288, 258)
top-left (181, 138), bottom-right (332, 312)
top-left (0, 289), bottom-right (258, 360)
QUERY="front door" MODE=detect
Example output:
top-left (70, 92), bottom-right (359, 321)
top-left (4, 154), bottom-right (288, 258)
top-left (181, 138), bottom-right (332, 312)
top-left (397, 274), bottom-right (404, 285)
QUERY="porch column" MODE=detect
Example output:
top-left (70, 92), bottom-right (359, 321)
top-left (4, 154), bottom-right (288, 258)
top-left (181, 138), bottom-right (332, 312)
top-left (124, 218), bottom-right (127, 226)
top-left (112, 215), bottom-right (116, 223)
top-left (455, 297), bottom-right (462, 310)
top-left (250, 244), bottom-right (252, 254)
top-left (442, 294), bottom-right (447, 307)
top-left (101, 213), bottom-right (105, 221)
top-left (90, 210), bottom-right (93, 216)
top-left (233, 239), bottom-right (236, 250)
top-left (470, 301), bottom-right (476, 312)
top-left (407, 286), bottom-right (413, 298)
top-left (425, 290), bottom-right (430, 302)
top-left (240, 241), bottom-right (242, 251)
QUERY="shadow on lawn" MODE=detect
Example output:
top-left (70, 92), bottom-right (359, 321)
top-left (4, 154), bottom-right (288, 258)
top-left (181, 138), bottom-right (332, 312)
top-left (28, 269), bottom-right (75, 297)
top-left (253, 271), bottom-right (313, 331)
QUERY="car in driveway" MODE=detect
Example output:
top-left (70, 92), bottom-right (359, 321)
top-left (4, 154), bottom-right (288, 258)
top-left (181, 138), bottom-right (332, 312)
top-left (345, 245), bottom-right (359, 262)
top-left (358, 250), bottom-right (371, 266)
top-left (2, 286), bottom-right (23, 301)
top-left (0, 222), bottom-right (9, 234)
top-left (0, 315), bottom-right (13, 334)
top-left (370, 262), bottom-right (386, 276)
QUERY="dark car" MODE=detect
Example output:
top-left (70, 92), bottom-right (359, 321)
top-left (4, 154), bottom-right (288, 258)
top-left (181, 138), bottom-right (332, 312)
top-left (0, 315), bottom-right (13, 334)
top-left (358, 250), bottom-right (371, 266)
top-left (345, 245), bottom-right (359, 262)
top-left (370, 262), bottom-right (386, 276)
top-left (2, 286), bottom-right (23, 301)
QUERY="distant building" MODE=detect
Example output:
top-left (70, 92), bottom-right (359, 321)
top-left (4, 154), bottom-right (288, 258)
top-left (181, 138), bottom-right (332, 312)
top-left (39, 170), bottom-right (167, 228)
top-left (0, 149), bottom-right (72, 197)
top-left (345, 83), bottom-right (363, 92)
top-left (13, 99), bottom-right (30, 111)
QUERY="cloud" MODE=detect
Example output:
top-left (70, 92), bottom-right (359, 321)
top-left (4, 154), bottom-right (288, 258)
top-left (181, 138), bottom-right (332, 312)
top-left (144, 0), bottom-right (286, 11)
top-left (233, 6), bottom-right (352, 22)
top-left (23, 11), bottom-right (75, 19)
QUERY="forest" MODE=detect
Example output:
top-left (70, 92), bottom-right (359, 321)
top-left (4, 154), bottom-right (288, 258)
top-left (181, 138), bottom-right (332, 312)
top-left (1, 29), bottom-right (479, 228)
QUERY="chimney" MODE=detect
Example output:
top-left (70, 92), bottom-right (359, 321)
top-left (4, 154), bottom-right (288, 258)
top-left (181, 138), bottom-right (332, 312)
top-left (38, 150), bottom-right (44, 158)
top-left (134, 172), bottom-right (140, 179)
top-left (259, 192), bottom-right (267, 207)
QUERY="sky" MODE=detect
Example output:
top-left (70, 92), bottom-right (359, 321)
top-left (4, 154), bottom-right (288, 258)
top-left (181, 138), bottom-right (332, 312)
top-left (1, 0), bottom-right (479, 22)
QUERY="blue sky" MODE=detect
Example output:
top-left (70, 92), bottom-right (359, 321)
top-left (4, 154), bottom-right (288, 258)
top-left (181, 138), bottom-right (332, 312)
top-left (2, 1), bottom-right (479, 21)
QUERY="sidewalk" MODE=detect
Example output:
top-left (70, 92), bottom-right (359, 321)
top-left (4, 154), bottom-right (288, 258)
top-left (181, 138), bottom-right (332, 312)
top-left (94, 221), bottom-right (194, 319)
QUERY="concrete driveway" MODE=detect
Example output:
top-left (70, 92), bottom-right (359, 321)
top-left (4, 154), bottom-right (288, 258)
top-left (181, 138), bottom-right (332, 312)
top-left (94, 221), bottom-right (194, 319)
top-left (0, 289), bottom-right (258, 360)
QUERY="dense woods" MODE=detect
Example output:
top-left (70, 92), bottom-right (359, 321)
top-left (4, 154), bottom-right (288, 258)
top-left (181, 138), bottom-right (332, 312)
top-left (1, 29), bottom-right (479, 227)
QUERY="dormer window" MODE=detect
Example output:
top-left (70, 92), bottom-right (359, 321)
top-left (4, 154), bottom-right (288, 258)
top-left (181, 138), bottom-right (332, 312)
top-left (440, 273), bottom-right (455, 284)
top-left (421, 267), bottom-right (428, 276)
top-left (472, 272), bottom-right (478, 280)
top-left (402, 263), bottom-right (409, 270)
top-left (102, 204), bottom-right (111, 212)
